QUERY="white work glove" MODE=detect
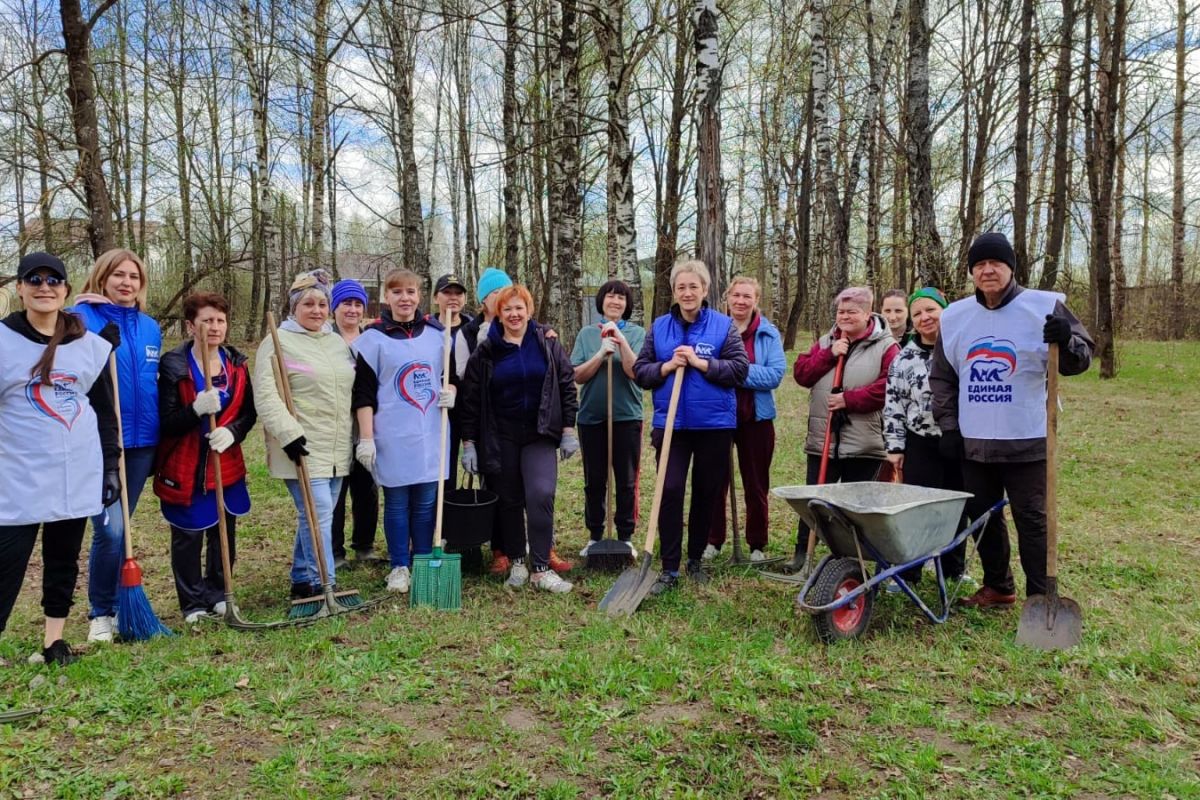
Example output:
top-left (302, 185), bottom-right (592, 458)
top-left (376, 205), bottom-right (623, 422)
top-left (599, 336), bottom-right (618, 356)
top-left (437, 386), bottom-right (456, 409)
top-left (461, 441), bottom-right (479, 475)
top-left (207, 426), bottom-right (235, 454)
top-left (355, 439), bottom-right (377, 472)
top-left (192, 389), bottom-right (222, 417)
top-left (559, 429), bottom-right (580, 461)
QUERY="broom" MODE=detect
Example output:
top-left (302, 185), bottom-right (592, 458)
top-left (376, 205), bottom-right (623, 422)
top-left (411, 309), bottom-right (462, 610)
top-left (110, 353), bottom-right (172, 641)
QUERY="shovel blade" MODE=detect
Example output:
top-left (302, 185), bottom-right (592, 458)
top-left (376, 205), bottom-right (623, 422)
top-left (598, 553), bottom-right (657, 616)
top-left (1016, 593), bottom-right (1083, 650)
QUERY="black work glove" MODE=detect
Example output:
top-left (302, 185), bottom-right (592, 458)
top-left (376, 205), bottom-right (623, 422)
top-left (1042, 314), bottom-right (1071, 346)
top-left (99, 322), bottom-right (121, 350)
top-left (938, 429), bottom-right (964, 461)
top-left (102, 468), bottom-right (121, 507)
top-left (283, 436), bottom-right (309, 464)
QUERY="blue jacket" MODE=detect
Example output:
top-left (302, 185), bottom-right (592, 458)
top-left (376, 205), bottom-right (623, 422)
top-left (741, 314), bottom-right (786, 421)
top-left (633, 305), bottom-right (748, 431)
top-left (71, 300), bottom-right (161, 448)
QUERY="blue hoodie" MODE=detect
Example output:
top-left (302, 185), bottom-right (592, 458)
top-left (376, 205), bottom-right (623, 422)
top-left (71, 299), bottom-right (161, 448)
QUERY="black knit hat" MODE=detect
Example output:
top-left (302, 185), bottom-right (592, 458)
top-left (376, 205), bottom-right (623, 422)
top-left (967, 232), bottom-right (1016, 272)
top-left (595, 279), bottom-right (634, 320)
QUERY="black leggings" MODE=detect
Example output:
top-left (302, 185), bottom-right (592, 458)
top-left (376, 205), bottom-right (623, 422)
top-left (651, 428), bottom-right (733, 573)
top-left (170, 516), bottom-right (236, 614)
top-left (900, 433), bottom-right (968, 580)
top-left (0, 518), bottom-right (88, 633)
top-left (332, 460), bottom-right (379, 557)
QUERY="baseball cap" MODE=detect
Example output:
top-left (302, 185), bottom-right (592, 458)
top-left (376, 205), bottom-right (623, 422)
top-left (435, 274), bottom-right (467, 293)
top-left (17, 252), bottom-right (68, 282)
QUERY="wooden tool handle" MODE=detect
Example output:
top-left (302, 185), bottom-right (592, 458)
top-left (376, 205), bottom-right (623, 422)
top-left (198, 324), bottom-right (235, 595)
top-left (108, 353), bottom-right (135, 560)
top-left (1046, 342), bottom-right (1059, 580)
top-left (606, 354), bottom-right (615, 540)
top-left (641, 366), bottom-right (686, 555)
top-left (266, 311), bottom-right (329, 585)
top-left (433, 310), bottom-right (453, 549)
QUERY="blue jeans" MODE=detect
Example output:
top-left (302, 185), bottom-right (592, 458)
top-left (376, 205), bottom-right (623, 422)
top-left (285, 477), bottom-right (343, 587)
top-left (88, 446), bottom-right (157, 618)
top-left (382, 482), bottom-right (437, 568)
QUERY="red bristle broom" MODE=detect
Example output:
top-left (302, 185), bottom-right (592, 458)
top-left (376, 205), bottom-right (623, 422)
top-left (109, 353), bottom-right (172, 640)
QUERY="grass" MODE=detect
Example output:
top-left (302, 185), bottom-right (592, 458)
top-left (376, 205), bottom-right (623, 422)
top-left (2, 340), bottom-right (1198, 799)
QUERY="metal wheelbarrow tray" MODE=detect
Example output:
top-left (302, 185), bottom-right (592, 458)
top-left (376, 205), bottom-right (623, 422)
top-left (771, 483), bottom-right (1006, 642)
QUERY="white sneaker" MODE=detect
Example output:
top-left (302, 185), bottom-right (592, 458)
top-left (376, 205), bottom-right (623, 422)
top-left (532, 570), bottom-right (573, 593)
top-left (578, 541), bottom-right (594, 557)
top-left (87, 615), bottom-right (115, 643)
top-left (702, 544), bottom-right (719, 561)
top-left (212, 601), bottom-right (228, 616)
top-left (386, 566), bottom-right (411, 593)
top-left (505, 560), bottom-right (529, 588)
top-left (184, 610), bottom-right (211, 624)
top-left (749, 550), bottom-right (766, 562)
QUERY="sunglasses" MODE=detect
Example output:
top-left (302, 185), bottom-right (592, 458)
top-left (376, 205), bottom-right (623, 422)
top-left (21, 274), bottom-right (66, 287)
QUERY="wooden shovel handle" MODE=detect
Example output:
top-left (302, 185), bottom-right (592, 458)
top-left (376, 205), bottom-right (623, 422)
top-left (606, 354), bottom-right (614, 540)
top-left (198, 324), bottom-right (235, 595)
top-left (433, 310), bottom-right (453, 549)
top-left (1046, 342), bottom-right (1059, 580)
top-left (108, 353), bottom-right (134, 560)
top-left (641, 366), bottom-right (686, 556)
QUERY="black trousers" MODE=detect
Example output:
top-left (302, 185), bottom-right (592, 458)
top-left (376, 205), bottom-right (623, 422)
top-left (651, 428), bottom-right (733, 573)
top-left (445, 408), bottom-right (461, 497)
top-left (900, 433), bottom-right (969, 580)
top-left (579, 420), bottom-right (643, 541)
top-left (493, 426), bottom-right (559, 570)
top-left (962, 459), bottom-right (1048, 597)
top-left (332, 460), bottom-right (379, 558)
top-left (170, 516), bottom-right (236, 614)
top-left (0, 518), bottom-right (88, 633)
top-left (795, 455), bottom-right (882, 550)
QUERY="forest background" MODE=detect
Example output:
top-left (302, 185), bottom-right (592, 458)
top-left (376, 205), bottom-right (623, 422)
top-left (1, 0), bottom-right (1198, 371)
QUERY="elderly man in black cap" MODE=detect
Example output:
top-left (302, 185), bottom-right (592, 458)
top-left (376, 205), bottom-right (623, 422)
top-left (930, 232), bottom-right (1094, 609)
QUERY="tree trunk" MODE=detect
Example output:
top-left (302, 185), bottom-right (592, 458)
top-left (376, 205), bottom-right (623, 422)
top-left (60, 0), bottom-right (116, 257)
top-left (1041, 0), bottom-right (1075, 291)
top-left (310, 0), bottom-right (329, 261)
top-left (651, 0), bottom-right (689, 319)
top-left (1012, 0), bottom-right (1035, 284)
top-left (1170, 0), bottom-right (1186, 337)
top-left (553, 0), bottom-right (583, 339)
top-left (784, 82), bottom-right (815, 350)
top-left (502, 0), bottom-right (521, 277)
top-left (694, 0), bottom-right (725, 307)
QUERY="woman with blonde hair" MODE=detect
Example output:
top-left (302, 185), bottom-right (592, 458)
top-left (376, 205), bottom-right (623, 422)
top-left (70, 248), bottom-right (162, 642)
top-left (703, 276), bottom-right (785, 562)
top-left (633, 260), bottom-right (748, 594)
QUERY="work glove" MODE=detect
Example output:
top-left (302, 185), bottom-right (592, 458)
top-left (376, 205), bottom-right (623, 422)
top-left (192, 388), bottom-right (222, 417)
top-left (938, 428), bottom-right (964, 461)
top-left (98, 322), bottom-right (121, 350)
top-left (437, 386), bottom-right (456, 409)
top-left (283, 436), bottom-right (309, 464)
top-left (1043, 314), bottom-right (1071, 346)
top-left (101, 468), bottom-right (121, 507)
top-left (461, 441), bottom-right (479, 475)
top-left (599, 336), bottom-right (618, 356)
top-left (207, 426), bottom-right (235, 454)
top-left (559, 430), bottom-right (580, 462)
top-left (355, 439), bottom-right (376, 472)
top-left (601, 321), bottom-right (625, 343)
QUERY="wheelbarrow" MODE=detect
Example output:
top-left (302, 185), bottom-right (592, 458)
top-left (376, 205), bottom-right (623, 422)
top-left (772, 482), bottom-right (1006, 642)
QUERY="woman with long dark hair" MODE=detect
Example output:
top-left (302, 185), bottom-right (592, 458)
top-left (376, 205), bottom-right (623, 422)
top-left (0, 253), bottom-right (120, 664)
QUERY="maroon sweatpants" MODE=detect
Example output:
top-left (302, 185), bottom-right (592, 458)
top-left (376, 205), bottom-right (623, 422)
top-left (708, 419), bottom-right (775, 550)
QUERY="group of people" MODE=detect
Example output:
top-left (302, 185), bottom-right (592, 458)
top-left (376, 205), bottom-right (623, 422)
top-left (0, 229), bottom-right (1093, 664)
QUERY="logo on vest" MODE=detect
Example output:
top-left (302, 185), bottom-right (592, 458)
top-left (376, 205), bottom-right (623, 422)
top-left (965, 337), bottom-right (1017, 403)
top-left (395, 361), bottom-right (436, 412)
top-left (26, 371), bottom-right (83, 429)
top-left (145, 345), bottom-right (160, 362)
top-left (694, 342), bottom-right (715, 358)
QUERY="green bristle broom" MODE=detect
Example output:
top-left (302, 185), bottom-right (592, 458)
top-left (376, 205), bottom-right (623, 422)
top-left (411, 309), bottom-right (462, 611)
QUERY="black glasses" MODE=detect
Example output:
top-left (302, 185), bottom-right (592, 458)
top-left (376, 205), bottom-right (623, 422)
top-left (21, 274), bottom-right (66, 287)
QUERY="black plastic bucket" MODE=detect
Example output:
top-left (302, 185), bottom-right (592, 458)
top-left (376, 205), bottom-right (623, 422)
top-left (442, 479), bottom-right (497, 548)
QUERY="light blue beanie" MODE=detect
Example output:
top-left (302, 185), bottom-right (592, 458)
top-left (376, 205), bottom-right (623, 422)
top-left (476, 268), bottom-right (513, 303)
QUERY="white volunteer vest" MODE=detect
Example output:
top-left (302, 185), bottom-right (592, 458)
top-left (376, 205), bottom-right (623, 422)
top-left (940, 288), bottom-right (1062, 440)
top-left (352, 326), bottom-right (448, 488)
top-left (0, 325), bottom-right (111, 524)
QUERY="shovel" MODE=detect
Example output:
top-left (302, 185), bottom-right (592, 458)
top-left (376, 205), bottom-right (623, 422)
top-left (599, 365), bottom-right (685, 616)
top-left (1016, 342), bottom-right (1082, 650)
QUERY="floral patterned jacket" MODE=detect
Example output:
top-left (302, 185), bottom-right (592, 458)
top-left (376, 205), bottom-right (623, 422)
top-left (883, 338), bottom-right (940, 453)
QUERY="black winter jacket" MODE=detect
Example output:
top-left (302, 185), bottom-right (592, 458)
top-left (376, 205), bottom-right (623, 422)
top-left (459, 321), bottom-right (578, 474)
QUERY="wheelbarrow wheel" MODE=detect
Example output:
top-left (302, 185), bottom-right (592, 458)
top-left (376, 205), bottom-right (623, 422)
top-left (811, 557), bottom-right (874, 643)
